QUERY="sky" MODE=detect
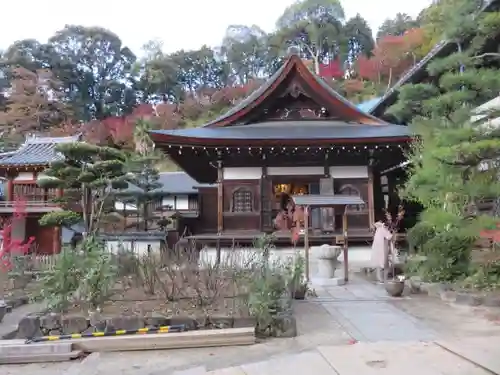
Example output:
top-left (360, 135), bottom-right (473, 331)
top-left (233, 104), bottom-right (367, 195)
top-left (0, 0), bottom-right (434, 56)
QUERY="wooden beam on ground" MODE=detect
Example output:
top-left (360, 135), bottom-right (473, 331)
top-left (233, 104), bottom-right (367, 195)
top-left (70, 327), bottom-right (255, 353)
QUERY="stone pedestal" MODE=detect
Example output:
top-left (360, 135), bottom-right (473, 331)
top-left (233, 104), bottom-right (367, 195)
top-left (312, 245), bottom-right (345, 286)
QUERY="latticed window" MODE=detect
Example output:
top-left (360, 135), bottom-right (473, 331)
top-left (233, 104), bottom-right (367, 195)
top-left (232, 188), bottom-right (253, 212)
top-left (339, 185), bottom-right (366, 212)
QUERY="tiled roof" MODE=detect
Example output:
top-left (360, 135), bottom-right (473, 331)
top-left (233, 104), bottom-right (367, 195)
top-left (356, 97), bottom-right (382, 113)
top-left (0, 135), bottom-right (81, 166)
top-left (151, 121), bottom-right (410, 142)
top-left (119, 172), bottom-right (214, 196)
top-left (153, 171), bottom-right (213, 194)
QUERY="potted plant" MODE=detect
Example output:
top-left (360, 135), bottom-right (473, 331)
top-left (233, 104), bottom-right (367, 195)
top-left (288, 253), bottom-right (308, 300)
top-left (383, 205), bottom-right (406, 297)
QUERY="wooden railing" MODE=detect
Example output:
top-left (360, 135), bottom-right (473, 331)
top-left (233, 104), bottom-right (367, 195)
top-left (0, 201), bottom-right (59, 207)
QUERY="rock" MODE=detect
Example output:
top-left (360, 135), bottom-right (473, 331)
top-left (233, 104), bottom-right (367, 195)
top-left (144, 312), bottom-right (169, 328)
top-left (422, 283), bottom-right (452, 298)
top-left (0, 301), bottom-right (6, 323)
top-left (233, 316), bottom-right (256, 329)
top-left (454, 293), bottom-right (483, 306)
top-left (408, 276), bottom-right (422, 293)
top-left (483, 295), bottom-right (500, 307)
top-left (40, 313), bottom-right (62, 330)
top-left (439, 290), bottom-right (457, 303)
top-left (208, 316), bottom-right (233, 329)
top-left (89, 311), bottom-right (107, 332)
top-left (106, 315), bottom-right (144, 332)
top-left (169, 316), bottom-right (199, 331)
top-left (61, 315), bottom-right (89, 334)
top-left (272, 314), bottom-right (297, 338)
top-left (17, 316), bottom-right (43, 339)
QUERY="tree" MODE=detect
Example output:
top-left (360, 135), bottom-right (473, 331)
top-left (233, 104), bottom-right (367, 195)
top-left (344, 14), bottom-right (374, 58)
top-left (0, 67), bottom-right (72, 148)
top-left (47, 25), bottom-right (137, 121)
top-left (274, 0), bottom-right (346, 75)
top-left (134, 40), bottom-right (181, 103)
top-left (377, 13), bottom-right (419, 39)
top-left (119, 119), bottom-right (163, 232)
top-left (220, 25), bottom-right (268, 84)
top-left (387, 3), bottom-right (500, 282)
top-left (418, 0), bottom-right (483, 54)
top-left (38, 142), bottom-right (129, 236)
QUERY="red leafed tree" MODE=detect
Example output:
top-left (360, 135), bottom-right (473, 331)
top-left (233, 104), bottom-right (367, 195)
top-left (319, 59), bottom-right (344, 80)
top-left (0, 197), bottom-right (34, 283)
top-left (357, 56), bottom-right (380, 82)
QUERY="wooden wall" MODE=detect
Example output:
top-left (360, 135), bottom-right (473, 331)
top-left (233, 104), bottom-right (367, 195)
top-left (334, 178), bottom-right (370, 229)
top-left (222, 180), bottom-right (260, 231)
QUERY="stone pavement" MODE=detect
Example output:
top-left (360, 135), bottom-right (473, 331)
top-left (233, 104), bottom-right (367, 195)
top-left (4, 275), bottom-right (500, 374)
top-left (311, 276), bottom-right (437, 342)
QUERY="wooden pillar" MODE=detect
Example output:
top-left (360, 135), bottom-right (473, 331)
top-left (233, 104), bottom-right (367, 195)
top-left (367, 166), bottom-right (375, 228)
top-left (6, 178), bottom-right (13, 201)
top-left (217, 158), bottom-right (223, 234)
top-left (342, 207), bottom-right (349, 283)
top-left (304, 205), bottom-right (310, 282)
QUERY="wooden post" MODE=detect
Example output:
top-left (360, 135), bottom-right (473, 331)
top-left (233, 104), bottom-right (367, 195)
top-left (368, 166), bottom-right (375, 228)
top-left (6, 178), bottom-right (13, 201)
top-left (304, 205), bottom-right (310, 282)
top-left (217, 158), bottom-right (223, 234)
top-left (342, 206), bottom-right (349, 283)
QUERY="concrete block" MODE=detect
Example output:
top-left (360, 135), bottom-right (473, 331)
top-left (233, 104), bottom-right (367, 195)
top-left (0, 350), bottom-right (82, 364)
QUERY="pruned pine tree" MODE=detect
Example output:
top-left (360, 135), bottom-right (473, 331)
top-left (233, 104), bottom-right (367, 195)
top-left (38, 142), bottom-right (129, 236)
top-left (387, 1), bottom-right (500, 281)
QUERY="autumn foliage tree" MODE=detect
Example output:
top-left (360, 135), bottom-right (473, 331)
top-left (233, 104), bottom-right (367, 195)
top-left (0, 67), bottom-right (72, 148)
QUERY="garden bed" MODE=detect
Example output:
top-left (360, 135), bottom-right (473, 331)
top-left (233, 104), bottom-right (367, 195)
top-left (12, 245), bottom-right (300, 339)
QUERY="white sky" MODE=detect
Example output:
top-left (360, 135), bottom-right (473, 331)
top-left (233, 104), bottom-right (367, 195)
top-left (0, 0), bottom-right (433, 55)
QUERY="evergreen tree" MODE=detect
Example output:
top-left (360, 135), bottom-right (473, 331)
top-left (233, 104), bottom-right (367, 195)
top-left (387, 1), bottom-right (500, 282)
top-left (37, 142), bottom-right (129, 235)
top-left (120, 119), bottom-right (163, 231)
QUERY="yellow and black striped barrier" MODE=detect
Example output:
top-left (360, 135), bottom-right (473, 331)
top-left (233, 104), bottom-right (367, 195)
top-left (26, 324), bottom-right (186, 344)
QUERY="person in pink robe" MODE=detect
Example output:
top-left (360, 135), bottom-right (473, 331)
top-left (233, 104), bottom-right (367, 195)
top-left (371, 221), bottom-right (393, 283)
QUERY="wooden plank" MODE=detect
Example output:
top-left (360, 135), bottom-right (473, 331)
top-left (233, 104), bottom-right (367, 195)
top-left (436, 337), bottom-right (500, 375)
top-left (318, 342), bottom-right (489, 375)
top-left (71, 327), bottom-right (255, 353)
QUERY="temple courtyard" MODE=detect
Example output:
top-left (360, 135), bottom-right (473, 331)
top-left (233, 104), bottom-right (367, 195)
top-left (3, 265), bottom-right (500, 374)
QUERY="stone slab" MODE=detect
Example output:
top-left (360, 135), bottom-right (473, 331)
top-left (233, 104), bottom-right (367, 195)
top-left (436, 337), bottom-right (500, 374)
top-left (0, 341), bottom-right (72, 356)
top-left (0, 350), bottom-right (83, 365)
top-left (173, 366), bottom-right (207, 375)
top-left (207, 367), bottom-right (247, 375)
top-left (318, 342), bottom-right (489, 374)
top-left (311, 277), bottom-right (346, 287)
top-left (241, 350), bottom-right (337, 375)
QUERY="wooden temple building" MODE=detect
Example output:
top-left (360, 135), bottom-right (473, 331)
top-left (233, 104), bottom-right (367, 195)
top-left (150, 52), bottom-right (411, 245)
top-left (0, 135), bottom-right (81, 254)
